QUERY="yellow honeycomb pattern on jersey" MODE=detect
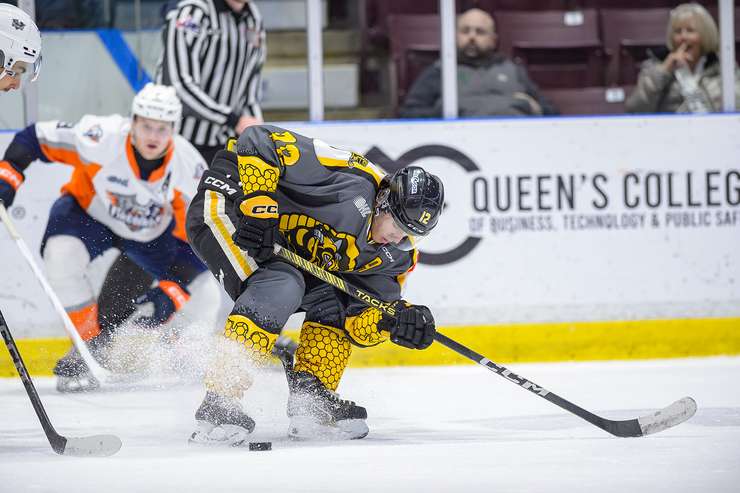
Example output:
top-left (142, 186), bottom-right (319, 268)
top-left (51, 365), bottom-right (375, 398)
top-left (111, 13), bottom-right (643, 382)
top-left (344, 307), bottom-right (390, 348)
top-left (294, 322), bottom-right (352, 391)
top-left (223, 314), bottom-right (277, 363)
top-left (237, 155), bottom-right (279, 195)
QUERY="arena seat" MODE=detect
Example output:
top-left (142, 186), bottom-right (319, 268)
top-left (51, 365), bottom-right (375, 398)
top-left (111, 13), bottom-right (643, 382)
top-left (600, 8), bottom-right (671, 86)
top-left (494, 9), bottom-right (606, 88)
top-left (387, 14), bottom-right (442, 111)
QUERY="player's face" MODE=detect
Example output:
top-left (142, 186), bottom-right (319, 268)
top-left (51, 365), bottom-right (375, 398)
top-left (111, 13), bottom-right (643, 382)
top-left (371, 212), bottom-right (408, 246)
top-left (131, 116), bottom-right (174, 160)
top-left (0, 61), bottom-right (28, 92)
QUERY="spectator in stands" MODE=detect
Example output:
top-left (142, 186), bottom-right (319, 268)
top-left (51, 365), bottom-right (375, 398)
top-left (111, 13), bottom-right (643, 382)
top-left (398, 8), bottom-right (556, 119)
top-left (626, 3), bottom-right (740, 114)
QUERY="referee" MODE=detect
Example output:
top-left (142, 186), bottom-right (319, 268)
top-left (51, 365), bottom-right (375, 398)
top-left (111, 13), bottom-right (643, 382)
top-left (156, 0), bottom-right (266, 164)
top-left (94, 0), bottom-right (267, 344)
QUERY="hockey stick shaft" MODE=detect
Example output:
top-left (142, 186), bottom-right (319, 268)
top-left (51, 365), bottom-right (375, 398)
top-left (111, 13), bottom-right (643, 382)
top-left (273, 244), bottom-right (695, 437)
top-left (0, 308), bottom-right (67, 454)
top-left (0, 203), bottom-right (112, 383)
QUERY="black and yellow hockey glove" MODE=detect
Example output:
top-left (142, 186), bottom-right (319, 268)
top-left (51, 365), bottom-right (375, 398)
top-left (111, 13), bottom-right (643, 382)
top-left (232, 191), bottom-right (279, 263)
top-left (378, 300), bottom-right (436, 350)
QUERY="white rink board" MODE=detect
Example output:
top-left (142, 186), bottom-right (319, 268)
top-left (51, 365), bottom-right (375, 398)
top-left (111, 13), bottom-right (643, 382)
top-left (288, 115), bottom-right (740, 323)
top-left (1, 115), bottom-right (739, 336)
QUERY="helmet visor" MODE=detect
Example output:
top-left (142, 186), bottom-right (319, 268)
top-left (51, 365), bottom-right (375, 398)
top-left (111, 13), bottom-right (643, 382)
top-left (2, 55), bottom-right (41, 82)
top-left (392, 232), bottom-right (427, 252)
top-left (389, 214), bottom-right (429, 252)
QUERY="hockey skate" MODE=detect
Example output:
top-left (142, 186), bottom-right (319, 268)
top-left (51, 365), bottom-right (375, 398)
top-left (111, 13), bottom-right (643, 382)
top-left (287, 370), bottom-right (369, 440)
top-left (53, 346), bottom-right (100, 393)
top-left (189, 391), bottom-right (256, 447)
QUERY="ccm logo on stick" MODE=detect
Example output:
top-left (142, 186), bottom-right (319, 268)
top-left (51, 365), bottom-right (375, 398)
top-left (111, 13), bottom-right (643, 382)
top-left (204, 176), bottom-right (237, 195)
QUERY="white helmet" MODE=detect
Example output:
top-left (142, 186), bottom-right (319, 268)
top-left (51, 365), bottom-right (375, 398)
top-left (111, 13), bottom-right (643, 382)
top-left (131, 83), bottom-right (182, 123)
top-left (0, 4), bottom-right (41, 82)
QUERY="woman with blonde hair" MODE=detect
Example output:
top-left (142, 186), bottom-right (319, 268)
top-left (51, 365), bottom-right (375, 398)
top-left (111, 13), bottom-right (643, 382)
top-left (626, 3), bottom-right (740, 113)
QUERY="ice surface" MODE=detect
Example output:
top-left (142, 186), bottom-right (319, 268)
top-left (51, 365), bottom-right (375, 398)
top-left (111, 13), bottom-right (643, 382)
top-left (1, 357), bottom-right (739, 493)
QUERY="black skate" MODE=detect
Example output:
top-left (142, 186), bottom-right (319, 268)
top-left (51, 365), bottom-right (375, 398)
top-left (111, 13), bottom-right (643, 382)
top-left (189, 391), bottom-right (256, 447)
top-left (53, 346), bottom-right (100, 393)
top-left (287, 371), bottom-right (369, 440)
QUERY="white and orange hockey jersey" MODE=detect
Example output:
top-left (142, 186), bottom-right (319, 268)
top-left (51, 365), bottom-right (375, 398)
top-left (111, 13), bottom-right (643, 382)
top-left (34, 114), bottom-right (206, 243)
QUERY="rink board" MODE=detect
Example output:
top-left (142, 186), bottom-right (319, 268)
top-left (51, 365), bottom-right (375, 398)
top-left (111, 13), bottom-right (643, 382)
top-left (1, 114), bottom-right (739, 375)
top-left (3, 317), bottom-right (740, 377)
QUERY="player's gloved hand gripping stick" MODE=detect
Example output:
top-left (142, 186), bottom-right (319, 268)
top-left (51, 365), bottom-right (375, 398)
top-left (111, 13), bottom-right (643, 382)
top-left (272, 243), bottom-right (698, 438)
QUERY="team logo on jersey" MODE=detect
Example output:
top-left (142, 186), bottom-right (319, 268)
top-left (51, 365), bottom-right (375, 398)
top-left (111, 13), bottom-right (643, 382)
top-left (83, 124), bottom-right (103, 143)
top-left (348, 152), bottom-right (369, 168)
top-left (280, 213), bottom-right (359, 272)
top-left (56, 121), bottom-right (74, 129)
top-left (106, 192), bottom-right (165, 232)
top-left (12, 18), bottom-right (25, 31)
top-left (107, 176), bottom-right (129, 187)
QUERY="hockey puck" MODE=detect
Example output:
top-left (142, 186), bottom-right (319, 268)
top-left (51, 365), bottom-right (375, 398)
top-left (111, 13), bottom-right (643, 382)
top-left (248, 441), bottom-right (272, 451)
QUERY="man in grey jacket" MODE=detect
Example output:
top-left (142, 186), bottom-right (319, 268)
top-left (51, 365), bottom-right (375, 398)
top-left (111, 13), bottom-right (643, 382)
top-left (399, 8), bottom-right (556, 118)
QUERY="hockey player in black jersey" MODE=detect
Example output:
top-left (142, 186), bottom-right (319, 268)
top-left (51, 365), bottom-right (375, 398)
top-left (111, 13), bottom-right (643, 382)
top-left (185, 125), bottom-right (444, 444)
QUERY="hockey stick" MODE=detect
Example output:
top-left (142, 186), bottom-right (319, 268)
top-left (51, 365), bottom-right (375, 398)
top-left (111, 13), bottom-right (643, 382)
top-left (272, 244), bottom-right (697, 437)
top-left (0, 203), bottom-right (113, 384)
top-left (0, 308), bottom-right (122, 456)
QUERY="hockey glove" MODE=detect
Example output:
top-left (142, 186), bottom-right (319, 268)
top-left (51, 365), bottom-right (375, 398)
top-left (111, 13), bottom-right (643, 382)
top-left (232, 192), bottom-right (279, 263)
top-left (379, 300), bottom-right (436, 350)
top-left (134, 281), bottom-right (190, 328)
top-left (0, 161), bottom-right (24, 207)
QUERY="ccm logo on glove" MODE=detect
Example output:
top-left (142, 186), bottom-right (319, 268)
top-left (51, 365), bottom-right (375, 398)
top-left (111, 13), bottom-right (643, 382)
top-left (239, 195), bottom-right (278, 219)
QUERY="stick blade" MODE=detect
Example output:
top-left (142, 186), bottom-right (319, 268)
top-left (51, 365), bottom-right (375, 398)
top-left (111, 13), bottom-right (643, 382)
top-left (637, 396), bottom-right (698, 436)
top-left (61, 434), bottom-right (122, 457)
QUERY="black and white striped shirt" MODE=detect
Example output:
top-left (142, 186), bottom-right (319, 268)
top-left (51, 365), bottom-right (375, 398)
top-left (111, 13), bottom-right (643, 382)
top-left (157, 0), bottom-right (266, 147)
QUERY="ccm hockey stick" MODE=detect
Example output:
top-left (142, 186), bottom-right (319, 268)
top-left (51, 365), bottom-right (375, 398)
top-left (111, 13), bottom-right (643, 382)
top-left (0, 203), bottom-right (114, 385)
top-left (273, 244), bottom-right (697, 438)
top-left (0, 309), bottom-right (122, 456)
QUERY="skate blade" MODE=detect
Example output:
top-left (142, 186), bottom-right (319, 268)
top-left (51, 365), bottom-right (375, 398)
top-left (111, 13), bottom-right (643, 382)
top-left (55, 375), bottom-right (100, 393)
top-left (188, 422), bottom-right (253, 447)
top-left (288, 416), bottom-right (369, 441)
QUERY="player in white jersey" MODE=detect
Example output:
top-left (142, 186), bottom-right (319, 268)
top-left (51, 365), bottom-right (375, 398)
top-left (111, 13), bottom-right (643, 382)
top-left (0, 4), bottom-right (41, 92)
top-left (0, 83), bottom-right (208, 391)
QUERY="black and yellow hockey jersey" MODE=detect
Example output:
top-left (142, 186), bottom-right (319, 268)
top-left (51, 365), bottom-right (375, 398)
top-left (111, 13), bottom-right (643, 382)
top-left (189, 124), bottom-right (418, 316)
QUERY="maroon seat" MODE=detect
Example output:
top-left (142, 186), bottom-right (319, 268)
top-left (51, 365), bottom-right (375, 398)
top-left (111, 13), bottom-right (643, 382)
top-left (387, 14), bottom-right (442, 111)
top-left (542, 86), bottom-right (633, 115)
top-left (600, 8), bottom-right (671, 86)
top-left (476, 0), bottom-right (580, 11)
top-left (583, 0), bottom-right (673, 7)
top-left (494, 9), bottom-right (606, 88)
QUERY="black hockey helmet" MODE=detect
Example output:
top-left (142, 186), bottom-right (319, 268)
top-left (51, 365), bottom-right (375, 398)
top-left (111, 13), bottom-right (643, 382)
top-left (381, 166), bottom-right (444, 239)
